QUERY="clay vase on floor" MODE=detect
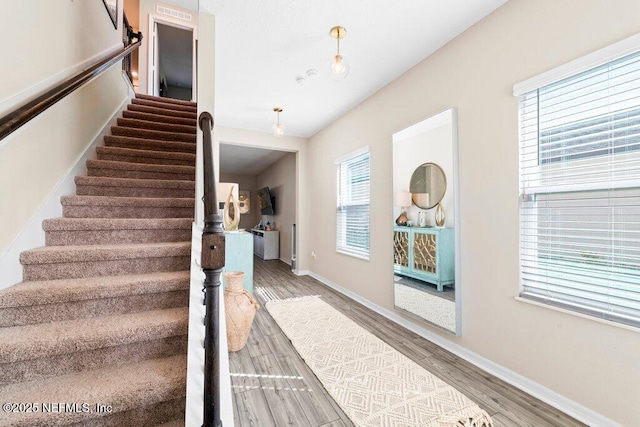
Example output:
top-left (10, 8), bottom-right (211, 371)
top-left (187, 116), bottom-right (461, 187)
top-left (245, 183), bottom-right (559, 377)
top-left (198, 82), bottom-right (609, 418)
top-left (223, 271), bottom-right (259, 352)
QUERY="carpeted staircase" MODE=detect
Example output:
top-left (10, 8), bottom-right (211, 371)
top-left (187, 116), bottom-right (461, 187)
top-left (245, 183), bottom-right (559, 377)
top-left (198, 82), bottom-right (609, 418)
top-left (0, 94), bottom-right (197, 426)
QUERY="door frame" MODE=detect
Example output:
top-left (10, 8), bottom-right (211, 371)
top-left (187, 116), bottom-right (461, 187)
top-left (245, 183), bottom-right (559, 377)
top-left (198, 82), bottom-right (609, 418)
top-left (147, 14), bottom-right (197, 101)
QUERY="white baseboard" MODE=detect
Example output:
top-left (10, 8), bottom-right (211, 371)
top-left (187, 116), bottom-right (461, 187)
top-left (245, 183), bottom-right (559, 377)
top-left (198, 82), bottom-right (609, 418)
top-left (0, 93), bottom-right (131, 289)
top-left (279, 257), bottom-right (291, 265)
top-left (307, 271), bottom-right (621, 427)
top-left (293, 269), bottom-right (310, 276)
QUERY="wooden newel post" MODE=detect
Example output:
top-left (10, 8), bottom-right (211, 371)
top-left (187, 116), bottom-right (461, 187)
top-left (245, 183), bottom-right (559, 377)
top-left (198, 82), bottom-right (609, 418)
top-left (199, 112), bottom-right (224, 427)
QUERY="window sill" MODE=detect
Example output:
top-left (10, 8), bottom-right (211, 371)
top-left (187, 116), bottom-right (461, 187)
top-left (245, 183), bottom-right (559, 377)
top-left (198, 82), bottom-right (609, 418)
top-left (336, 250), bottom-right (370, 262)
top-left (514, 296), bottom-right (639, 334)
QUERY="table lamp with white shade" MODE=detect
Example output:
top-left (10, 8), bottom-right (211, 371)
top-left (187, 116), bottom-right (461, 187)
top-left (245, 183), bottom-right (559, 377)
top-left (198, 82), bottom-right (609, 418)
top-left (394, 191), bottom-right (412, 226)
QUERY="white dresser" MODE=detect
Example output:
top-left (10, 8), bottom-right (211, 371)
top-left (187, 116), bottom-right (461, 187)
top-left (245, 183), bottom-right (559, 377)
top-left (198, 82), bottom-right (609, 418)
top-left (251, 229), bottom-right (280, 260)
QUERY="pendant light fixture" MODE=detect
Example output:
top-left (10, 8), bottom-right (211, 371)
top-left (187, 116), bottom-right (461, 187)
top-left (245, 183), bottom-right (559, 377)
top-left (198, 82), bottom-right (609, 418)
top-left (329, 26), bottom-right (349, 80)
top-left (272, 107), bottom-right (285, 137)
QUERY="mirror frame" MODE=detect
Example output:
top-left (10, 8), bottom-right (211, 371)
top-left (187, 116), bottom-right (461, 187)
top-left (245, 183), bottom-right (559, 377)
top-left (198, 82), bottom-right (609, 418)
top-left (391, 107), bottom-right (461, 336)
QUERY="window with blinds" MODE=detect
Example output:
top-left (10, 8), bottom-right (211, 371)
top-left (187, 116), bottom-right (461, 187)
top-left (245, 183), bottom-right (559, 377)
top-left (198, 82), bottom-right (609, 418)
top-left (517, 48), bottom-right (640, 328)
top-left (336, 147), bottom-right (370, 259)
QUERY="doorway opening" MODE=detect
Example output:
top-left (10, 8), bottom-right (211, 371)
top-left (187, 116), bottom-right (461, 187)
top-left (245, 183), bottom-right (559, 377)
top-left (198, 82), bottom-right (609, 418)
top-left (150, 20), bottom-right (195, 101)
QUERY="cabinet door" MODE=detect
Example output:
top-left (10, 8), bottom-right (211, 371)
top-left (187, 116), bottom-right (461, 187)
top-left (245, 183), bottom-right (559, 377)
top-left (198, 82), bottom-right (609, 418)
top-left (393, 229), bottom-right (410, 274)
top-left (412, 231), bottom-right (437, 275)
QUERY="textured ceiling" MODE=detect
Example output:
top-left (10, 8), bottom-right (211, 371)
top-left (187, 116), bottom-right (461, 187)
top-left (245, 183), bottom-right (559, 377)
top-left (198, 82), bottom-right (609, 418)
top-left (209, 0), bottom-right (507, 138)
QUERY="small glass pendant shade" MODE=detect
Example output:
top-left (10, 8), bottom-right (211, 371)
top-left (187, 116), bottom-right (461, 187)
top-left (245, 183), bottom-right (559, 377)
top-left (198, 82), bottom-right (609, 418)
top-left (330, 54), bottom-right (350, 80)
top-left (272, 122), bottom-right (285, 137)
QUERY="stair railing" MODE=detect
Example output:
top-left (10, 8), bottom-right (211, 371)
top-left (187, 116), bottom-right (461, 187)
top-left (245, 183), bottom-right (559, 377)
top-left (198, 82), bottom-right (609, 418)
top-left (198, 111), bottom-right (224, 427)
top-left (0, 30), bottom-right (142, 143)
top-left (122, 12), bottom-right (142, 84)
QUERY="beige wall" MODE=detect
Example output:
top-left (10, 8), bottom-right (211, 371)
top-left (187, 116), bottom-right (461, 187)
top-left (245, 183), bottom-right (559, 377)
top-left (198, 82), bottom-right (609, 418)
top-left (220, 173), bottom-right (259, 230)
top-left (307, 0), bottom-right (640, 424)
top-left (257, 153), bottom-right (296, 264)
top-left (0, 0), bottom-right (128, 256)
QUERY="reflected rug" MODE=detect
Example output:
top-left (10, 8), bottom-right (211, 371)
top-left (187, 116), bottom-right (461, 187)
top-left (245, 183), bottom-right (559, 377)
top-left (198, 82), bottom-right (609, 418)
top-left (394, 283), bottom-right (456, 332)
top-left (266, 296), bottom-right (493, 427)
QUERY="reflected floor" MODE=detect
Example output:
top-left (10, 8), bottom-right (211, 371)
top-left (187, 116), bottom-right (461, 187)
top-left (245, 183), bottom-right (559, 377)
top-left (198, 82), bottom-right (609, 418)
top-left (394, 275), bottom-right (455, 302)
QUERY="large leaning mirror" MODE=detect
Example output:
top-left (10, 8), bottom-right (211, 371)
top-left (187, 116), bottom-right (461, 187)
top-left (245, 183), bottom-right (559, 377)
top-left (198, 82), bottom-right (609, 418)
top-left (392, 108), bottom-right (460, 335)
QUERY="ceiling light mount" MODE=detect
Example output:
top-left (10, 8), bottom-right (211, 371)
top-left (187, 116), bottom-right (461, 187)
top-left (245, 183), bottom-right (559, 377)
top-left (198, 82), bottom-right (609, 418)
top-left (272, 107), bottom-right (285, 137)
top-left (329, 26), bottom-right (349, 81)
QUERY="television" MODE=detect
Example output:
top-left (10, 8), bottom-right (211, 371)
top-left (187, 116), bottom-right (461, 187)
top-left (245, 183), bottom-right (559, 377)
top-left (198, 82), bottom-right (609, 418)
top-left (257, 186), bottom-right (276, 215)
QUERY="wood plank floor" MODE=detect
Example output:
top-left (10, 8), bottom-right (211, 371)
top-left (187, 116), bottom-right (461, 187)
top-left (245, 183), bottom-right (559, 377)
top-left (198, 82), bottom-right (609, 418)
top-left (230, 257), bottom-right (586, 427)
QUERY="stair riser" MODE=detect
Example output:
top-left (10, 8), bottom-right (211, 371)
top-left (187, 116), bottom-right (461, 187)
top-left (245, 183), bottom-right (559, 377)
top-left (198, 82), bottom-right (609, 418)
top-left (23, 256), bottom-right (190, 281)
top-left (122, 110), bottom-right (196, 127)
top-left (76, 185), bottom-right (194, 198)
top-left (0, 290), bottom-right (188, 327)
top-left (67, 397), bottom-right (186, 427)
top-left (128, 104), bottom-right (196, 120)
top-left (132, 98), bottom-right (197, 113)
top-left (45, 229), bottom-right (192, 246)
top-left (104, 138), bottom-right (196, 154)
top-left (136, 93), bottom-right (197, 108)
top-left (96, 151), bottom-right (195, 167)
top-left (87, 167), bottom-right (194, 181)
top-left (0, 335), bottom-right (187, 386)
top-left (111, 127), bottom-right (196, 143)
top-left (117, 118), bottom-right (196, 135)
top-left (63, 205), bottom-right (194, 219)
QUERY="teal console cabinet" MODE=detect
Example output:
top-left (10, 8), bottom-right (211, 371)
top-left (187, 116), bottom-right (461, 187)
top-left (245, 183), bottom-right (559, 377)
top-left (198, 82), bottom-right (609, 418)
top-left (223, 231), bottom-right (254, 294)
top-left (393, 226), bottom-right (454, 291)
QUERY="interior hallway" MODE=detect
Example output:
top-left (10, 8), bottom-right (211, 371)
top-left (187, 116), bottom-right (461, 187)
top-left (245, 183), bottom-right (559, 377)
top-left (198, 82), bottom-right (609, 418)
top-left (230, 258), bottom-right (586, 427)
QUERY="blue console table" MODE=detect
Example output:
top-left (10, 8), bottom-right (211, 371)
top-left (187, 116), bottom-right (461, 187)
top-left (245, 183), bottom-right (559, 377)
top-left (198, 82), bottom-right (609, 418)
top-left (393, 226), bottom-right (454, 291)
top-left (223, 231), bottom-right (254, 294)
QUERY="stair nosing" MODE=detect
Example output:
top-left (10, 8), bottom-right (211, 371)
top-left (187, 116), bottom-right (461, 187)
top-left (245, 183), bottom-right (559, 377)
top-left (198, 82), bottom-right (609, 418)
top-left (0, 271), bottom-right (190, 308)
top-left (0, 308), bottom-right (189, 364)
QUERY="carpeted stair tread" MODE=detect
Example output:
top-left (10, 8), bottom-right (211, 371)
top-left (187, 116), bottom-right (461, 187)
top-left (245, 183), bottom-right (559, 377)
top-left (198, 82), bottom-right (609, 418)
top-left (20, 242), bottom-right (190, 265)
top-left (0, 271), bottom-right (189, 309)
top-left (61, 195), bottom-right (194, 219)
top-left (43, 218), bottom-right (193, 232)
top-left (111, 125), bottom-right (196, 143)
top-left (96, 146), bottom-right (196, 166)
top-left (0, 307), bottom-right (188, 364)
top-left (128, 103), bottom-right (196, 120)
top-left (123, 110), bottom-right (196, 127)
top-left (117, 117), bottom-right (196, 134)
top-left (61, 195), bottom-right (194, 209)
top-left (43, 218), bottom-right (192, 245)
top-left (75, 176), bottom-right (195, 198)
top-left (0, 355), bottom-right (187, 426)
top-left (136, 93), bottom-right (196, 108)
top-left (87, 159), bottom-right (195, 181)
top-left (131, 97), bottom-right (197, 113)
top-left (43, 217), bottom-right (193, 245)
top-left (104, 135), bottom-right (196, 154)
top-left (154, 419), bottom-right (184, 427)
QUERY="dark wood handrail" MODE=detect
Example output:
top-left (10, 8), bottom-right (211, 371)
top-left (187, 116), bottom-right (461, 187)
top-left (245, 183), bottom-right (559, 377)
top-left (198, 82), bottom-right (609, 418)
top-left (0, 36), bottom-right (142, 142)
top-left (199, 112), bottom-right (224, 427)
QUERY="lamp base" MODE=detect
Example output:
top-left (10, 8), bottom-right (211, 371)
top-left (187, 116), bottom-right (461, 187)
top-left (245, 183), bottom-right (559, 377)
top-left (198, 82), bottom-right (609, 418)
top-left (395, 209), bottom-right (408, 226)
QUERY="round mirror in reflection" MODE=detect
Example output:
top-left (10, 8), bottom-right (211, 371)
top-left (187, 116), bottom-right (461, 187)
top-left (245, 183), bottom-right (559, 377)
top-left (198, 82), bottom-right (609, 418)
top-left (409, 162), bottom-right (446, 209)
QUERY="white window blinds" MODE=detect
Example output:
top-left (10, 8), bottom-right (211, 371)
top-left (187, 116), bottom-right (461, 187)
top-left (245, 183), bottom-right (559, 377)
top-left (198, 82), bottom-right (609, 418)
top-left (518, 48), bottom-right (640, 328)
top-left (336, 147), bottom-right (370, 259)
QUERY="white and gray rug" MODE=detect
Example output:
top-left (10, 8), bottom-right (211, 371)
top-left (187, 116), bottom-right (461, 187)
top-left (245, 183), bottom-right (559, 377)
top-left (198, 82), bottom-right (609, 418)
top-left (266, 296), bottom-right (493, 427)
top-left (394, 283), bottom-right (456, 332)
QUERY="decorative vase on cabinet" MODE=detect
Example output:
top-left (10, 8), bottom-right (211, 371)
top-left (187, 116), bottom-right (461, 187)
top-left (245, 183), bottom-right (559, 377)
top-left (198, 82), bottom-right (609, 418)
top-left (393, 226), bottom-right (454, 291)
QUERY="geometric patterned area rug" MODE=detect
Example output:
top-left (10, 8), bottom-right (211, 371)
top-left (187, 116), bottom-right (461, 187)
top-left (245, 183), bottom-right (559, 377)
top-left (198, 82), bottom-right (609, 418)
top-left (266, 296), bottom-right (493, 427)
top-left (394, 283), bottom-right (456, 332)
